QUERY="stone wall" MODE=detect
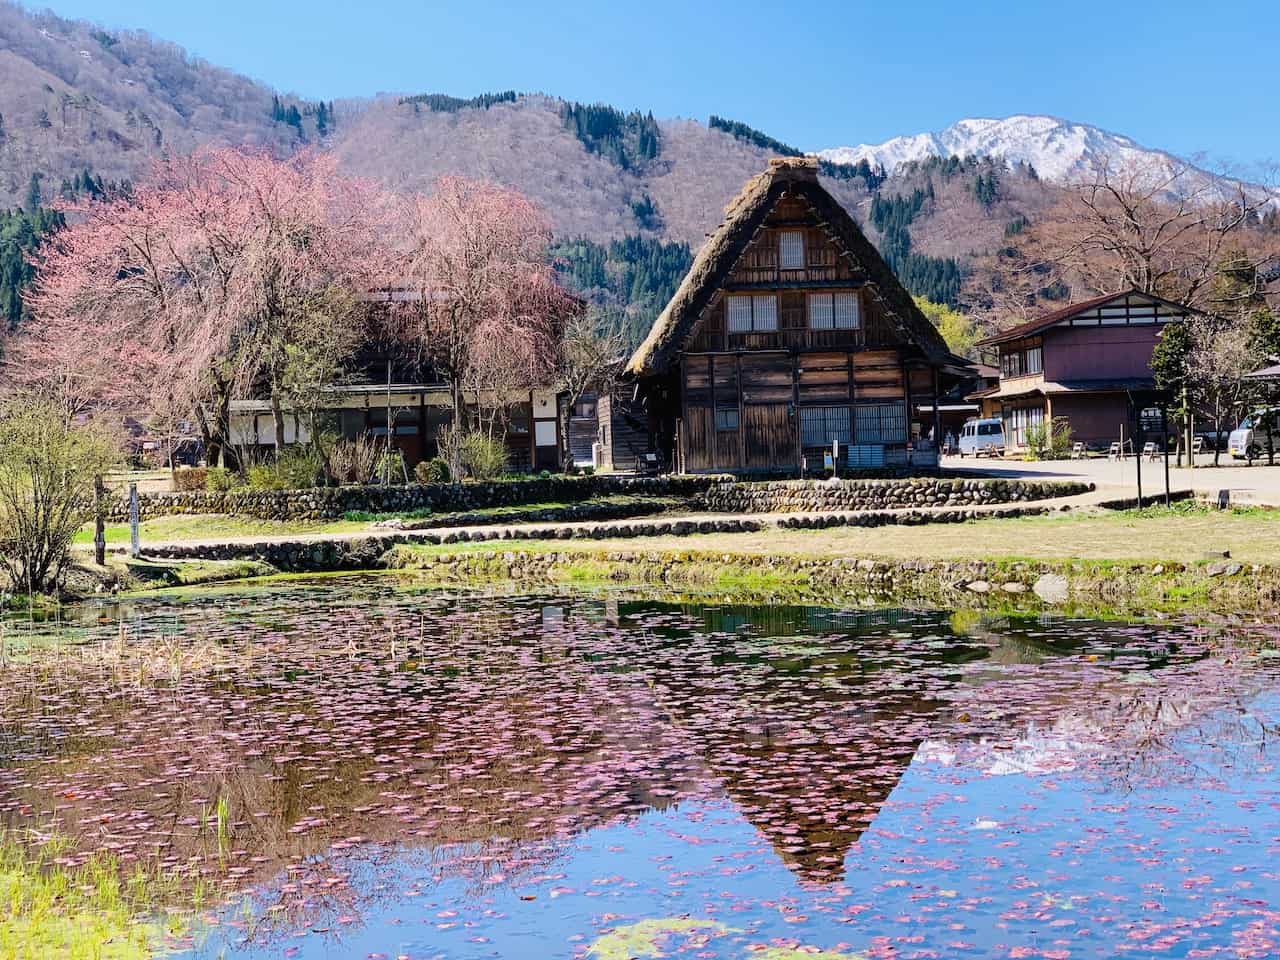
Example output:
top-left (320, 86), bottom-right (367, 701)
top-left (700, 477), bottom-right (1091, 514)
top-left (135, 500), bottom-right (1061, 571)
top-left (105, 475), bottom-right (724, 522)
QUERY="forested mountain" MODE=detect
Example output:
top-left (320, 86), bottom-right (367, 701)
top-left (2, 0), bottom-right (1249, 338)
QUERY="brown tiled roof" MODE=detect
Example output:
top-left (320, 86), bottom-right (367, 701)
top-left (978, 289), bottom-right (1195, 347)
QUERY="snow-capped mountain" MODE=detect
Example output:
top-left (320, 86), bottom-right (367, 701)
top-left (820, 115), bottom-right (1232, 189)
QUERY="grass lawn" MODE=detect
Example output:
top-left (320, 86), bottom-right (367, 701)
top-left (395, 504), bottom-right (1280, 566)
top-left (74, 514), bottom-right (372, 546)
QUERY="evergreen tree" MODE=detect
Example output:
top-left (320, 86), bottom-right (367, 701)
top-left (1, 205), bottom-right (65, 328)
top-left (316, 100), bottom-right (329, 135)
top-left (23, 174), bottom-right (41, 215)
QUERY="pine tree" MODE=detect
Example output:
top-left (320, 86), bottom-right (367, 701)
top-left (24, 174), bottom-right (41, 214)
top-left (316, 101), bottom-right (329, 135)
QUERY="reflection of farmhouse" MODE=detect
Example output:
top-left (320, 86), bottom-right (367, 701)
top-left (631, 603), bottom-right (991, 883)
top-left (623, 157), bottom-right (972, 475)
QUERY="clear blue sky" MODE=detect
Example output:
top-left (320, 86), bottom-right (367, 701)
top-left (41, 0), bottom-right (1280, 168)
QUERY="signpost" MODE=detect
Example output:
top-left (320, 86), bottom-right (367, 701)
top-left (93, 475), bottom-right (106, 566)
top-left (129, 482), bottom-right (140, 559)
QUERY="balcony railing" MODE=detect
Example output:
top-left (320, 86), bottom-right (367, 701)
top-left (693, 327), bottom-right (866, 353)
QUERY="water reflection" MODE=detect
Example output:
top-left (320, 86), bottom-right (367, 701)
top-left (1, 582), bottom-right (1277, 958)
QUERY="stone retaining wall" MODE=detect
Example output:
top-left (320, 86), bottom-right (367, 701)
top-left (700, 477), bottom-right (1091, 514)
top-left (134, 501), bottom-right (1059, 572)
top-left (105, 475), bottom-right (723, 522)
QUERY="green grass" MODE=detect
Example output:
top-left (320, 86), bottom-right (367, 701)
top-left (0, 832), bottom-right (195, 960)
top-left (73, 514), bottom-right (370, 546)
top-left (383, 503), bottom-right (1280, 567)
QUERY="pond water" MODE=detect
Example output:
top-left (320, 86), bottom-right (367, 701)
top-left (2, 580), bottom-right (1280, 959)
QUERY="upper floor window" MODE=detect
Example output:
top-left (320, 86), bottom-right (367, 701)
top-left (727, 294), bottom-right (778, 333)
top-left (807, 292), bottom-right (861, 330)
top-left (1001, 343), bottom-right (1043, 378)
top-left (779, 231), bottom-right (805, 270)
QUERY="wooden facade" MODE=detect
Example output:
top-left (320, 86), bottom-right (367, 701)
top-left (971, 290), bottom-right (1194, 449)
top-left (625, 158), bottom-right (962, 475)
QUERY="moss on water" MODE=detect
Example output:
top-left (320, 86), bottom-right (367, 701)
top-left (0, 833), bottom-right (193, 960)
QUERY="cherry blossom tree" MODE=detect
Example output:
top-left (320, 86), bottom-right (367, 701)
top-left (394, 176), bottom-right (575, 472)
top-left (6, 146), bottom-right (397, 467)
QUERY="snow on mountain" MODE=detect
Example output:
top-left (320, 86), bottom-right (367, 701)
top-left (819, 115), bottom-right (1274, 205)
top-left (820, 116), bottom-right (1166, 181)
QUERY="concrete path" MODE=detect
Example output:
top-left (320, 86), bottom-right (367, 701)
top-left (944, 454), bottom-right (1280, 506)
top-left (99, 484), bottom-right (1116, 560)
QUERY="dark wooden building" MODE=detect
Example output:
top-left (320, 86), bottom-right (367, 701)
top-left (624, 157), bottom-right (967, 474)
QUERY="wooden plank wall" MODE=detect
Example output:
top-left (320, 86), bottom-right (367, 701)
top-left (680, 347), bottom-right (924, 473)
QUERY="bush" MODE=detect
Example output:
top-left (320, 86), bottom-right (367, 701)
top-left (246, 464), bottom-right (287, 491)
top-left (277, 446), bottom-right (323, 488)
top-left (460, 432), bottom-right (509, 481)
top-left (414, 458), bottom-right (450, 484)
top-left (376, 449), bottom-right (408, 484)
top-left (581, 465), bottom-right (595, 476)
top-left (0, 402), bottom-right (119, 593)
top-left (326, 435), bottom-right (380, 485)
top-left (172, 466), bottom-right (208, 492)
top-left (1023, 417), bottom-right (1074, 460)
top-left (204, 466), bottom-right (236, 492)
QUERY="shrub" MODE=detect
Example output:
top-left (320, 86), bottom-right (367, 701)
top-left (172, 466), bottom-right (208, 491)
top-left (326, 435), bottom-right (380, 485)
top-left (581, 465), bottom-right (595, 476)
top-left (375, 449), bottom-right (407, 484)
top-left (1023, 417), bottom-right (1074, 460)
top-left (460, 432), bottom-right (509, 481)
top-left (277, 446), bottom-right (323, 488)
top-left (414, 458), bottom-right (450, 484)
top-left (204, 466), bottom-right (236, 491)
top-left (246, 464), bottom-right (287, 491)
top-left (0, 402), bottom-right (119, 593)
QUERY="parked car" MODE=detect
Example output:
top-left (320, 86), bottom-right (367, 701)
top-left (957, 418), bottom-right (1005, 457)
top-left (1228, 409), bottom-right (1280, 460)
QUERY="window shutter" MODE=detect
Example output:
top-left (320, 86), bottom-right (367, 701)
top-left (727, 295), bottom-right (753, 333)
top-left (752, 295), bottom-right (778, 331)
top-left (808, 293), bottom-right (834, 330)
top-left (834, 292), bottom-right (860, 329)
top-left (779, 231), bottom-right (805, 269)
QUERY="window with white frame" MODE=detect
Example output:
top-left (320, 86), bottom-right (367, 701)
top-left (807, 292), bottom-right (861, 330)
top-left (779, 231), bottom-right (805, 270)
top-left (727, 294), bottom-right (778, 332)
top-left (833, 292), bottom-right (860, 329)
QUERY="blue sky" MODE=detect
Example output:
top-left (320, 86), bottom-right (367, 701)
top-left (42, 0), bottom-right (1279, 168)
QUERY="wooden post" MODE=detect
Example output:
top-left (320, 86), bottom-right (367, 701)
top-left (1162, 402), bottom-right (1172, 507)
top-left (93, 475), bottom-right (106, 567)
top-left (128, 482), bottom-right (140, 559)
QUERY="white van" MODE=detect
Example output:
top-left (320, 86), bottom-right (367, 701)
top-left (957, 418), bottom-right (1005, 457)
top-left (1228, 408), bottom-right (1280, 460)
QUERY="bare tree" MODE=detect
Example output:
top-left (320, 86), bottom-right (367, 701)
top-left (556, 308), bottom-right (626, 469)
top-left (965, 155), bottom-right (1278, 326)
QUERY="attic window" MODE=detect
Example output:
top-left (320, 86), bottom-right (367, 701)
top-left (808, 292), bottom-right (860, 330)
top-left (779, 231), bottom-right (805, 270)
top-left (727, 294), bottom-right (778, 333)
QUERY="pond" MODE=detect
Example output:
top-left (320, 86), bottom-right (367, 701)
top-left (2, 579), bottom-right (1279, 959)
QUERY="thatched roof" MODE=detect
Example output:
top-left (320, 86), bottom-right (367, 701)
top-left (625, 157), bottom-right (951, 378)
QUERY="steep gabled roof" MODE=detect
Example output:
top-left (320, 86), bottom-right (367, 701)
top-left (625, 157), bottom-right (951, 378)
top-left (978, 289), bottom-right (1198, 347)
